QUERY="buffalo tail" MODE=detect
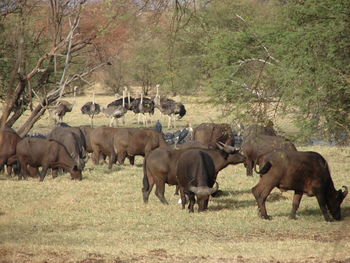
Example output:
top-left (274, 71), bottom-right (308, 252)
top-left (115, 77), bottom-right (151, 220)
top-left (254, 161), bottom-right (272, 175)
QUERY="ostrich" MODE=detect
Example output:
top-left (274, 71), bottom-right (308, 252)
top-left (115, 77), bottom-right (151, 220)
top-left (52, 86), bottom-right (77, 123)
top-left (81, 91), bottom-right (101, 127)
top-left (108, 88), bottom-right (134, 109)
top-left (101, 90), bottom-right (128, 127)
top-left (153, 85), bottom-right (186, 128)
top-left (130, 92), bottom-right (155, 125)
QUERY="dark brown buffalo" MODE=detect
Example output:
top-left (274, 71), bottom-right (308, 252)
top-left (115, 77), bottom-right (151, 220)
top-left (16, 137), bottom-right (82, 181)
top-left (242, 134), bottom-right (297, 176)
top-left (253, 150), bottom-right (348, 221)
top-left (90, 126), bottom-right (119, 169)
top-left (176, 149), bottom-right (218, 212)
top-left (193, 123), bottom-right (235, 148)
top-left (142, 143), bottom-right (245, 205)
top-left (113, 128), bottom-right (168, 165)
top-left (0, 128), bottom-right (21, 176)
top-left (48, 126), bottom-right (88, 170)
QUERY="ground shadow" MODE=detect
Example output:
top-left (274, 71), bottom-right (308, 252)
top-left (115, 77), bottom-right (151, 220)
top-left (209, 198), bottom-right (256, 211)
top-left (212, 188), bottom-right (252, 197)
top-left (274, 206), bottom-right (350, 220)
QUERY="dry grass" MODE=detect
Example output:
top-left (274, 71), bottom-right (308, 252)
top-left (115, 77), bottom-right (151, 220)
top-left (1, 93), bottom-right (350, 262)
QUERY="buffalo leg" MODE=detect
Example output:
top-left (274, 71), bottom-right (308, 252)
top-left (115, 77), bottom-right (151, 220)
top-left (179, 187), bottom-right (187, 209)
top-left (290, 191), bottom-right (303, 219)
top-left (92, 149), bottom-right (100, 165)
top-left (246, 159), bottom-right (253, 177)
top-left (127, 155), bottom-right (135, 166)
top-left (6, 164), bottom-right (13, 177)
top-left (17, 157), bottom-right (29, 180)
top-left (154, 181), bottom-right (168, 205)
top-left (252, 181), bottom-right (275, 220)
top-left (142, 174), bottom-right (155, 203)
top-left (187, 193), bottom-right (196, 213)
top-left (117, 151), bottom-right (127, 165)
top-left (174, 185), bottom-right (180, 195)
top-left (39, 165), bottom-right (49, 182)
top-left (315, 192), bottom-right (333, 222)
top-left (108, 152), bottom-right (116, 169)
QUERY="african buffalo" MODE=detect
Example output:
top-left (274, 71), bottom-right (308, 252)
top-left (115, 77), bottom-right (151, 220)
top-left (48, 126), bottom-right (88, 170)
top-left (90, 126), bottom-right (120, 169)
top-left (113, 128), bottom-right (168, 165)
top-left (193, 123), bottom-right (235, 148)
top-left (16, 137), bottom-right (82, 181)
top-left (253, 150), bottom-right (348, 221)
top-left (242, 134), bottom-right (297, 176)
top-left (176, 149), bottom-right (219, 212)
top-left (142, 143), bottom-right (245, 205)
top-left (0, 128), bottom-right (21, 176)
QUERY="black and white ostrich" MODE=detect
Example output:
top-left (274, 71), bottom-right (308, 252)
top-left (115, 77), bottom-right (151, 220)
top-left (108, 89), bottom-right (134, 109)
top-left (153, 85), bottom-right (186, 128)
top-left (101, 90), bottom-right (128, 127)
top-left (81, 91), bottom-right (101, 127)
top-left (130, 93), bottom-right (155, 125)
top-left (52, 86), bottom-right (77, 123)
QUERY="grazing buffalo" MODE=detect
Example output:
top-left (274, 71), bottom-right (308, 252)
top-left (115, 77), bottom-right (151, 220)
top-left (176, 149), bottom-right (219, 212)
top-left (253, 150), bottom-right (348, 221)
top-left (90, 126), bottom-right (119, 169)
top-left (142, 143), bottom-right (245, 205)
top-left (48, 126), bottom-right (88, 170)
top-left (242, 134), bottom-right (297, 176)
top-left (113, 128), bottom-right (168, 165)
top-left (16, 138), bottom-right (82, 181)
top-left (193, 123), bottom-right (235, 148)
top-left (0, 128), bottom-right (21, 176)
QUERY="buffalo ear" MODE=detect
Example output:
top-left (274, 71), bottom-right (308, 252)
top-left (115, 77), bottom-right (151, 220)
top-left (341, 186), bottom-right (348, 200)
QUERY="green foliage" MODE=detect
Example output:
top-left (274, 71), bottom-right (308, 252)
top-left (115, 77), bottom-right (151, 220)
top-left (182, 0), bottom-right (350, 142)
top-left (275, 0), bottom-right (350, 141)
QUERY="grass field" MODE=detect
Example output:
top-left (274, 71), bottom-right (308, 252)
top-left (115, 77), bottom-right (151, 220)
top-left (1, 93), bottom-right (350, 262)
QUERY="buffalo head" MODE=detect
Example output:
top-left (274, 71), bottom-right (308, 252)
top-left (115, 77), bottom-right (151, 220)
top-left (328, 186), bottom-right (348, 220)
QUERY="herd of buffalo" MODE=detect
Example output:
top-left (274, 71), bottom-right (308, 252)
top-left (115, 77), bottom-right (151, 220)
top-left (0, 121), bottom-right (348, 221)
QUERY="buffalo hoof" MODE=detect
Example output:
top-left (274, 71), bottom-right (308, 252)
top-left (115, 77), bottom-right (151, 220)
top-left (289, 214), bottom-right (297, 220)
top-left (261, 215), bottom-right (272, 220)
top-left (325, 217), bottom-right (334, 222)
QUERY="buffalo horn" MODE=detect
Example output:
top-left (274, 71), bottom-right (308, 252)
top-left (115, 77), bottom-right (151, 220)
top-left (217, 141), bottom-right (239, 153)
top-left (342, 186), bottom-right (348, 198)
top-left (189, 182), bottom-right (219, 197)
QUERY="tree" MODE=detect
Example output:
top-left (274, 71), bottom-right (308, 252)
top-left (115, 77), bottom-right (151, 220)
top-left (0, 0), bottom-right (134, 135)
top-left (273, 0), bottom-right (350, 142)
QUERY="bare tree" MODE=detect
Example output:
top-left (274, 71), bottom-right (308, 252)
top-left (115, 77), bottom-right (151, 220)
top-left (0, 0), bottom-right (110, 136)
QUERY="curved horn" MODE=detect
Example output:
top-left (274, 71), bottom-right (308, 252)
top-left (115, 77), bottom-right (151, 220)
top-left (342, 185), bottom-right (348, 198)
top-left (189, 182), bottom-right (219, 197)
top-left (217, 141), bottom-right (238, 153)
